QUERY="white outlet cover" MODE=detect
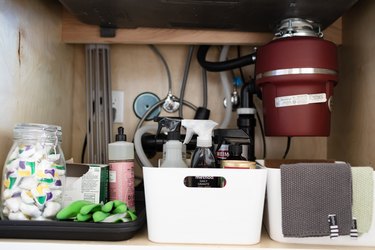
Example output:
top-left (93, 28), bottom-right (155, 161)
top-left (112, 90), bottom-right (124, 123)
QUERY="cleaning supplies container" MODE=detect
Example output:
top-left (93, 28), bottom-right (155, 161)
top-left (143, 166), bottom-right (267, 245)
top-left (260, 160), bottom-right (375, 247)
top-left (1, 123), bottom-right (66, 221)
top-left (255, 36), bottom-right (338, 136)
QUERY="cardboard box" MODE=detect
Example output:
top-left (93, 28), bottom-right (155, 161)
top-left (63, 163), bottom-right (109, 206)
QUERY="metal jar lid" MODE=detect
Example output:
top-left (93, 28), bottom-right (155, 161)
top-left (221, 160), bottom-right (256, 169)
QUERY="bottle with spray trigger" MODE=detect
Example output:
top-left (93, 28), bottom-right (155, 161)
top-left (181, 119), bottom-right (219, 187)
top-left (155, 117), bottom-right (188, 168)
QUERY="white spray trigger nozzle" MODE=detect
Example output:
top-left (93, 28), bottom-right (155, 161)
top-left (181, 119), bottom-right (218, 147)
top-left (183, 128), bottom-right (193, 145)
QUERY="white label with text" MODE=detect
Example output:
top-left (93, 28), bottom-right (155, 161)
top-left (275, 93), bottom-right (327, 108)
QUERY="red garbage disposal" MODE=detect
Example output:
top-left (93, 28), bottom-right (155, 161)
top-left (255, 36), bottom-right (338, 136)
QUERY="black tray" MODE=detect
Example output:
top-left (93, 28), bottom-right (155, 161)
top-left (0, 190), bottom-right (146, 241)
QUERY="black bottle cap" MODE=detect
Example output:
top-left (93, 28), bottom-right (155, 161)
top-left (154, 117), bottom-right (182, 141)
top-left (229, 144), bottom-right (242, 156)
top-left (115, 126), bottom-right (127, 141)
top-left (194, 107), bottom-right (211, 120)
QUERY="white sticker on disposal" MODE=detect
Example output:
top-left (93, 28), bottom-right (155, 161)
top-left (275, 93), bottom-right (327, 108)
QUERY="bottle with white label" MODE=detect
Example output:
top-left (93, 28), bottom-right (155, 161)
top-left (108, 127), bottom-right (135, 210)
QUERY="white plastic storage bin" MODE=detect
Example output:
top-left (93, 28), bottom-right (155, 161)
top-left (143, 167), bottom-right (267, 245)
top-left (261, 160), bottom-right (375, 247)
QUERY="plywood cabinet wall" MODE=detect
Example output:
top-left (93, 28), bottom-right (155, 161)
top-left (1, 0), bottom-right (374, 171)
top-left (0, 0), bottom-right (75, 174)
top-left (328, 0), bottom-right (375, 166)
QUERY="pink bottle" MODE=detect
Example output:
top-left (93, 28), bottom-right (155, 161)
top-left (108, 127), bottom-right (135, 210)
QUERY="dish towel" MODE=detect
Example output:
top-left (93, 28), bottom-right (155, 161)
top-left (280, 163), bottom-right (352, 237)
top-left (352, 166), bottom-right (373, 234)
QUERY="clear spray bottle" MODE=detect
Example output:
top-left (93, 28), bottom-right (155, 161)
top-left (181, 119), bottom-right (218, 187)
top-left (155, 117), bottom-right (188, 168)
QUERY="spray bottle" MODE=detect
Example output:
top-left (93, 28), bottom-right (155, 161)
top-left (182, 119), bottom-right (218, 187)
top-left (155, 117), bottom-right (188, 168)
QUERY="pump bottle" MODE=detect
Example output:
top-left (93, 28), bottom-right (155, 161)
top-left (155, 117), bottom-right (188, 168)
top-left (182, 119), bottom-right (218, 187)
top-left (227, 144), bottom-right (246, 160)
top-left (108, 127), bottom-right (135, 210)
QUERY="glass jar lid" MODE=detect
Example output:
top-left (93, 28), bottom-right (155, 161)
top-left (13, 123), bottom-right (62, 143)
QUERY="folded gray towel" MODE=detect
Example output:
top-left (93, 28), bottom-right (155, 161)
top-left (280, 163), bottom-right (352, 237)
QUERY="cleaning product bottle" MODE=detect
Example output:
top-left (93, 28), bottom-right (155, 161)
top-left (227, 143), bottom-right (246, 160)
top-left (108, 127), bottom-right (135, 210)
top-left (182, 119), bottom-right (218, 187)
top-left (215, 139), bottom-right (230, 165)
top-left (155, 117), bottom-right (188, 168)
top-left (213, 128), bottom-right (250, 167)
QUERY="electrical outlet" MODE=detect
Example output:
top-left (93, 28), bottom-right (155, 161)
top-left (112, 90), bottom-right (124, 123)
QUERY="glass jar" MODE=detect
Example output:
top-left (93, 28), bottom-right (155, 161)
top-left (1, 123), bottom-right (65, 221)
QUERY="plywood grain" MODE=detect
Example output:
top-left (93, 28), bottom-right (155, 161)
top-left (0, 0), bottom-right (75, 171)
top-left (328, 0), bottom-right (375, 166)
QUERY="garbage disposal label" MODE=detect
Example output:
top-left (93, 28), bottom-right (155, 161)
top-left (275, 93), bottom-right (327, 108)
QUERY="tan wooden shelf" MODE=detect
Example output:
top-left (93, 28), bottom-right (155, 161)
top-left (61, 9), bottom-right (342, 45)
top-left (0, 227), bottom-right (373, 250)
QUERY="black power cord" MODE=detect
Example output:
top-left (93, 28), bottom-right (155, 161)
top-left (81, 135), bottom-right (87, 163)
top-left (237, 46), bottom-right (246, 83)
top-left (283, 136), bottom-right (292, 159)
top-left (255, 108), bottom-right (267, 159)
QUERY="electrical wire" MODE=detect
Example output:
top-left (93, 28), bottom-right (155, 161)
top-left (219, 45), bottom-right (233, 128)
top-left (148, 45), bottom-right (173, 95)
top-left (283, 136), bottom-right (292, 159)
top-left (255, 108), bottom-right (266, 159)
top-left (202, 69), bottom-right (208, 108)
top-left (201, 68), bottom-right (208, 108)
top-left (179, 45), bottom-right (195, 117)
top-left (237, 46), bottom-right (246, 84)
top-left (81, 135), bottom-right (87, 163)
top-left (249, 74), bottom-right (266, 159)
